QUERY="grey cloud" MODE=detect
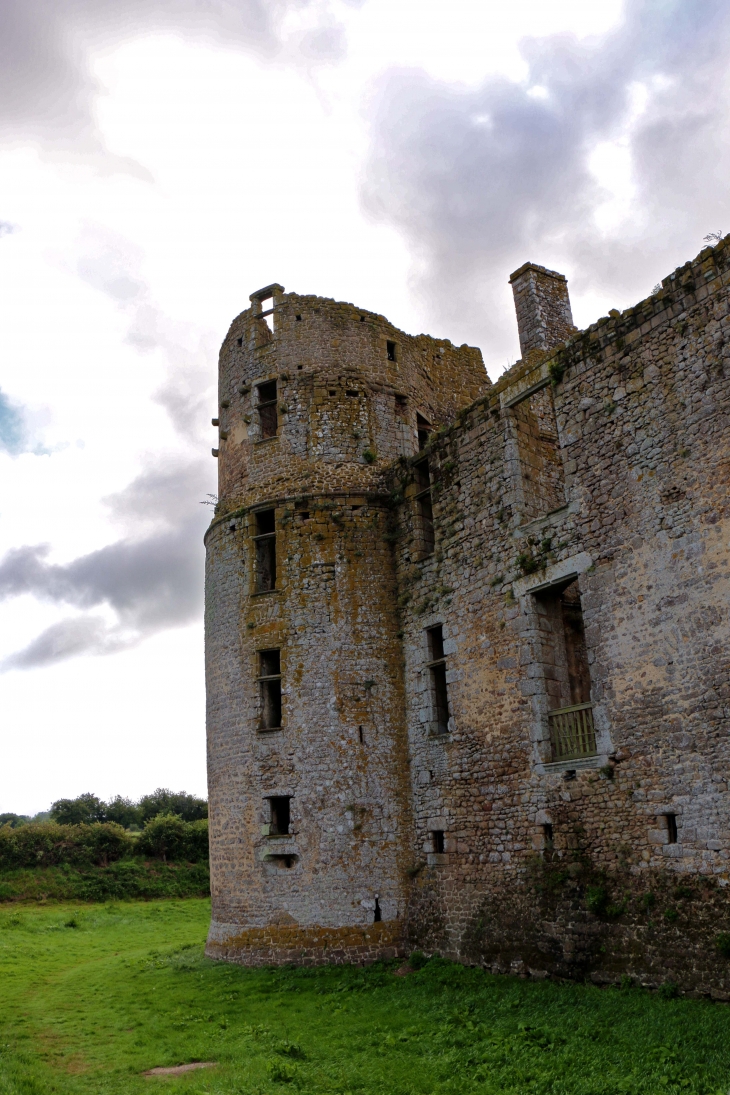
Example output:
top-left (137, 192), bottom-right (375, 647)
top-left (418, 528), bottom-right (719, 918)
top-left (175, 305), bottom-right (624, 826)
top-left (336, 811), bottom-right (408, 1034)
top-left (362, 0), bottom-right (730, 368)
top-left (2, 616), bottom-right (128, 670)
top-left (0, 0), bottom-right (347, 169)
top-left (299, 22), bottom-right (347, 62)
top-left (0, 458), bottom-right (215, 669)
top-left (104, 458), bottom-right (214, 531)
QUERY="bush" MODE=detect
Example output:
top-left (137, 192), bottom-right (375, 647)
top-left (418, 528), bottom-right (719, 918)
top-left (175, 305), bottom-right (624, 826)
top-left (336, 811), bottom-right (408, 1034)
top-left (0, 822), bottom-right (133, 869)
top-left (135, 816), bottom-right (208, 863)
top-left (409, 951), bottom-right (429, 970)
top-left (585, 884), bottom-right (625, 920)
top-left (715, 932), bottom-right (730, 957)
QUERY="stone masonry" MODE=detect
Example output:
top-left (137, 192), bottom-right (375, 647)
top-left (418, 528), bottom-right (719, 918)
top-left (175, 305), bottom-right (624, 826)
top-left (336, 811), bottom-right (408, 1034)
top-left (205, 238), bottom-right (730, 994)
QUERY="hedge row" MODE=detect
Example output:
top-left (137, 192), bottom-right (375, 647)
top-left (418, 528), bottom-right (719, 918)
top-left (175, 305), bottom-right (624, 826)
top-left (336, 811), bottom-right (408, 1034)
top-left (0, 817), bottom-right (209, 869)
top-left (0, 861), bottom-right (210, 902)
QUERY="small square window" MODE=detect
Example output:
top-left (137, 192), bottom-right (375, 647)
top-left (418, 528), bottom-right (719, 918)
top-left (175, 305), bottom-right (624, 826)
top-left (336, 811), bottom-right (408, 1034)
top-left (431, 830), bottom-right (445, 854)
top-left (268, 796), bottom-right (290, 835)
top-left (427, 625), bottom-right (444, 662)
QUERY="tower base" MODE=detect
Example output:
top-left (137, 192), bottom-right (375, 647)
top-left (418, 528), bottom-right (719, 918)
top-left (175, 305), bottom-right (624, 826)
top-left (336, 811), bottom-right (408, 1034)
top-left (205, 919), bottom-right (404, 968)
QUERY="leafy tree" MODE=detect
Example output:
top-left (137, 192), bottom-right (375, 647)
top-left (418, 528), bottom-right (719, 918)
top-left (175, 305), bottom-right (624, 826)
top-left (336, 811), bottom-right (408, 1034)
top-left (138, 788), bottom-right (207, 823)
top-left (0, 813), bottom-right (30, 828)
top-left (50, 794), bottom-right (106, 825)
top-left (103, 796), bottom-right (142, 829)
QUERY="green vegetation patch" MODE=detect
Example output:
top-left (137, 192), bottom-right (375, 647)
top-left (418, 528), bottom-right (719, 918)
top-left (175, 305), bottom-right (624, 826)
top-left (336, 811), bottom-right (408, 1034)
top-left (1, 900), bottom-right (730, 1094)
top-left (0, 860), bottom-right (210, 903)
top-left (0, 817), bottom-right (209, 872)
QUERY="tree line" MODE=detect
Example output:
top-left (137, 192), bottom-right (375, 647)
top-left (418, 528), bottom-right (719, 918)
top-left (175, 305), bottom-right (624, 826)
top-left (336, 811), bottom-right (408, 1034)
top-left (0, 788), bottom-right (207, 831)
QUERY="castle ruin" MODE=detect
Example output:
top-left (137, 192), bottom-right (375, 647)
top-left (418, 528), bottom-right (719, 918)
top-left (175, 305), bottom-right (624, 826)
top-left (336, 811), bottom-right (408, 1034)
top-left (205, 238), bottom-right (730, 994)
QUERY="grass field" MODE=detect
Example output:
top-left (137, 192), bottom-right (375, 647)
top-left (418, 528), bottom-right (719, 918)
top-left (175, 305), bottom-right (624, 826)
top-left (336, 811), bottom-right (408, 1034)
top-left (1, 899), bottom-right (730, 1095)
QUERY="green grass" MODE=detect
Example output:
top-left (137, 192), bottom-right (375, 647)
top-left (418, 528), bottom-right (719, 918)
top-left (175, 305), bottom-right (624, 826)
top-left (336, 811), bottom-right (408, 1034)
top-left (1, 900), bottom-right (729, 1095)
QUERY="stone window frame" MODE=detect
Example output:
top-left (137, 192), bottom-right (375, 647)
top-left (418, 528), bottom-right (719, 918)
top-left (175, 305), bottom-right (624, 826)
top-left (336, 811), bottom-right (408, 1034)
top-left (513, 553), bottom-right (613, 775)
top-left (251, 506), bottom-right (278, 596)
top-left (259, 785), bottom-right (299, 869)
top-left (424, 624), bottom-right (452, 738)
top-left (255, 377), bottom-right (279, 442)
top-left (256, 648), bottom-right (283, 733)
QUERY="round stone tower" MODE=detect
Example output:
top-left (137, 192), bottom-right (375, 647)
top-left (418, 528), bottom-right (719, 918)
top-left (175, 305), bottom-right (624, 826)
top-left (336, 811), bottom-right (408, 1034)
top-left (205, 283), bottom-right (488, 966)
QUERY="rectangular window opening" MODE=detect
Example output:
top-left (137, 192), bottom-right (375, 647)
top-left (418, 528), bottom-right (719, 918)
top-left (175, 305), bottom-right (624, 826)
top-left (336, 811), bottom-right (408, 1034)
top-left (260, 295), bottom-right (274, 332)
top-left (536, 579), bottom-right (595, 762)
top-left (258, 649), bottom-right (282, 730)
top-left (386, 340), bottom-right (396, 361)
top-left (268, 795), bottom-right (290, 835)
top-left (543, 823), bottom-right (553, 847)
top-left (416, 413), bottom-right (431, 450)
top-left (254, 509), bottom-right (276, 591)
top-left (431, 830), bottom-right (445, 854)
top-left (427, 625), bottom-right (444, 662)
top-left (257, 380), bottom-right (278, 439)
top-left (665, 813), bottom-right (678, 844)
top-left (426, 625), bottom-right (449, 735)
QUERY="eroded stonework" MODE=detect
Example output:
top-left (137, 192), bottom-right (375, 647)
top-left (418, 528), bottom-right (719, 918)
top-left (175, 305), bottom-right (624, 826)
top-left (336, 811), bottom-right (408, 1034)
top-left (206, 243), bottom-right (730, 993)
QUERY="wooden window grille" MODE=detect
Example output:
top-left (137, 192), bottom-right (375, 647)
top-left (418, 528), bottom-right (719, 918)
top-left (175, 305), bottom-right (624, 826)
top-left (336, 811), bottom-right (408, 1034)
top-left (548, 702), bottom-right (596, 761)
top-left (258, 649), bottom-right (282, 731)
top-left (257, 379), bottom-right (278, 439)
top-left (253, 509), bottom-right (276, 592)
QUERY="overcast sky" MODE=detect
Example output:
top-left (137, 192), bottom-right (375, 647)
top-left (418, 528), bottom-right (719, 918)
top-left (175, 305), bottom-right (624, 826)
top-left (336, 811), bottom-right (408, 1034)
top-left (1, 0), bottom-right (729, 814)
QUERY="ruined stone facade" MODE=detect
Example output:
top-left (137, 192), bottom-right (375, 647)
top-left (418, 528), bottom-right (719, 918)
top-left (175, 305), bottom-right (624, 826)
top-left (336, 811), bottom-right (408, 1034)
top-left (205, 239), bottom-right (730, 993)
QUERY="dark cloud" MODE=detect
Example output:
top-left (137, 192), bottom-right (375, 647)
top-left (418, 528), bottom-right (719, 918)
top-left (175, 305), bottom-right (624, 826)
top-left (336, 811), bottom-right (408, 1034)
top-left (0, 458), bottom-right (214, 669)
top-left (0, 389), bottom-right (29, 455)
top-left (362, 0), bottom-right (730, 367)
top-left (0, 0), bottom-right (346, 169)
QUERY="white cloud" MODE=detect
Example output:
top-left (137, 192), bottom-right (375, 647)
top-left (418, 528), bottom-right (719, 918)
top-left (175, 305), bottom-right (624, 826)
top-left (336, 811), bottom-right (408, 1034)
top-left (1, 0), bottom-right (729, 811)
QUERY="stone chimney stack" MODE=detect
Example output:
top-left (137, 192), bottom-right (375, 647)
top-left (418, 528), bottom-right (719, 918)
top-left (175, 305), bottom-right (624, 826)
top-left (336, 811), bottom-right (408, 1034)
top-left (509, 262), bottom-right (574, 359)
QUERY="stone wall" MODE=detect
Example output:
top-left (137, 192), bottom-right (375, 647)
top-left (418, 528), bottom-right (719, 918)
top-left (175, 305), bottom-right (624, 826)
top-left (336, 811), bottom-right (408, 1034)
top-left (392, 236), bottom-right (730, 992)
top-left (206, 237), bottom-right (730, 990)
